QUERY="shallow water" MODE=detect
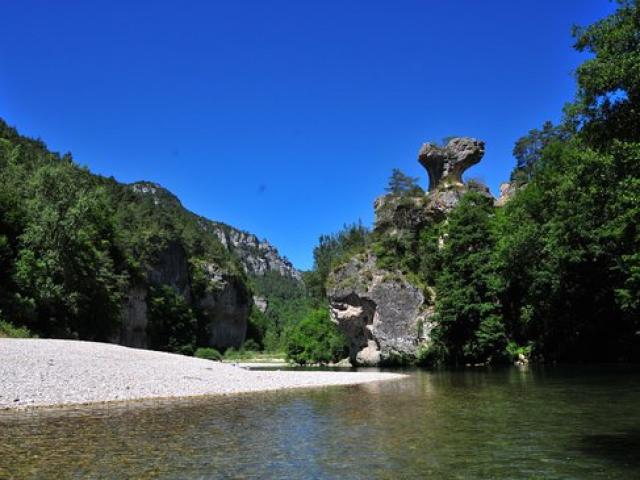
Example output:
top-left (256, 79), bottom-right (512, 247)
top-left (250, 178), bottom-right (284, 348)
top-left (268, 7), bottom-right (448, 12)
top-left (1, 366), bottom-right (639, 479)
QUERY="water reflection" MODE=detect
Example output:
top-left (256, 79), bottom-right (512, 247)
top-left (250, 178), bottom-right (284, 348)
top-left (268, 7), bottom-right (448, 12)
top-left (1, 366), bottom-right (639, 479)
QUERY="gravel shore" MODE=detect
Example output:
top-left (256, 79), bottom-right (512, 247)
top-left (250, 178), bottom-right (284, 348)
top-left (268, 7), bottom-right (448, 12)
top-left (0, 339), bottom-right (404, 410)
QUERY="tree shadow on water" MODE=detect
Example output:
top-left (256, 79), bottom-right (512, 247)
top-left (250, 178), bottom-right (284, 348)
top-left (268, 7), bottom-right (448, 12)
top-left (578, 429), bottom-right (640, 468)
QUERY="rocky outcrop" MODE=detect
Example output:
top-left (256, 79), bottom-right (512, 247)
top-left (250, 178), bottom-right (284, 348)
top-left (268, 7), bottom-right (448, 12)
top-left (375, 138), bottom-right (491, 236)
top-left (198, 262), bottom-right (251, 350)
top-left (206, 223), bottom-right (302, 280)
top-left (146, 241), bottom-right (191, 300)
top-left (253, 296), bottom-right (268, 313)
top-left (331, 137), bottom-right (492, 365)
top-left (117, 243), bottom-right (251, 351)
top-left (117, 285), bottom-right (148, 348)
top-left (130, 181), bottom-right (301, 281)
top-left (418, 137), bottom-right (485, 191)
top-left (373, 194), bottom-right (429, 235)
top-left (327, 254), bottom-right (434, 365)
top-left (495, 181), bottom-right (519, 207)
top-left (117, 241), bottom-right (193, 349)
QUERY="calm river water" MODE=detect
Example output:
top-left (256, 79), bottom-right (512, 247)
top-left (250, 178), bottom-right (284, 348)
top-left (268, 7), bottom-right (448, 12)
top-left (1, 366), bottom-right (639, 479)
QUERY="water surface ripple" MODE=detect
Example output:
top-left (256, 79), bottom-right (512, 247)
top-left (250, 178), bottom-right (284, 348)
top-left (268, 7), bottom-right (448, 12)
top-left (1, 366), bottom-right (639, 479)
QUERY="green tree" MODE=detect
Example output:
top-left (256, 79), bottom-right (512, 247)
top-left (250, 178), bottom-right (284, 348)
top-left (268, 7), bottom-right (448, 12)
top-left (511, 121), bottom-right (569, 183)
top-left (147, 284), bottom-right (197, 355)
top-left (566, 0), bottom-right (640, 146)
top-left (311, 222), bottom-right (369, 298)
top-left (285, 307), bottom-right (347, 364)
top-left (431, 192), bottom-right (505, 364)
top-left (385, 168), bottom-right (423, 195)
top-left (14, 163), bottom-right (128, 339)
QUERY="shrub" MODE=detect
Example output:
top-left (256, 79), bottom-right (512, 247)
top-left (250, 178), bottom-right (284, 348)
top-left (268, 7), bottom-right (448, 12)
top-left (194, 347), bottom-right (222, 361)
top-left (242, 338), bottom-right (260, 352)
top-left (505, 341), bottom-right (533, 362)
top-left (416, 342), bottom-right (447, 367)
top-left (0, 318), bottom-right (34, 338)
top-left (285, 307), bottom-right (348, 365)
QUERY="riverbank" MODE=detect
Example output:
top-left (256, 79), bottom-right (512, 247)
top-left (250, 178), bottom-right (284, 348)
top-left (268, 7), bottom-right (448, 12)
top-left (0, 339), bottom-right (404, 410)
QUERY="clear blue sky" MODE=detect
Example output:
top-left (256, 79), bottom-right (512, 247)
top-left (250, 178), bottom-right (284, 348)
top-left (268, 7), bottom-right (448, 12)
top-left (0, 0), bottom-right (614, 270)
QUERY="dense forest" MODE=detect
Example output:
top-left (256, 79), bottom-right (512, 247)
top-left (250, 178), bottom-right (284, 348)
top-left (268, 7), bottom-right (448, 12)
top-left (1, 1), bottom-right (638, 366)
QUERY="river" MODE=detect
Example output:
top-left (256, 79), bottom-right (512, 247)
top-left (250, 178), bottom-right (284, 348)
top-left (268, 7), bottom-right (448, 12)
top-left (1, 365), bottom-right (639, 479)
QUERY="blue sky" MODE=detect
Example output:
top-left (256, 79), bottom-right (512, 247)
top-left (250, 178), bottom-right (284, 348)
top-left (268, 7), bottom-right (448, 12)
top-left (0, 1), bottom-right (614, 270)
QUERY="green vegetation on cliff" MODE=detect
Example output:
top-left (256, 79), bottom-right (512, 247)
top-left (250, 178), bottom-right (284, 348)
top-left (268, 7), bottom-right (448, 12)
top-left (0, 119), bottom-right (258, 354)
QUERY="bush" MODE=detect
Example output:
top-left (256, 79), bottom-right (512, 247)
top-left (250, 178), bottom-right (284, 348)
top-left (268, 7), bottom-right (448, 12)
top-left (505, 341), bottom-right (533, 362)
top-left (0, 318), bottom-right (34, 338)
top-left (194, 347), bottom-right (222, 361)
top-left (416, 342), bottom-right (447, 367)
top-left (242, 338), bottom-right (260, 352)
top-left (285, 307), bottom-right (348, 365)
top-left (147, 285), bottom-right (196, 355)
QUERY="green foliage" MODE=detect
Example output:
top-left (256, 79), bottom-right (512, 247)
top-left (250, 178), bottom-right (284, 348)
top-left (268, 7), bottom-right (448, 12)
top-left (311, 222), bottom-right (369, 298)
top-left (495, 139), bottom-right (640, 360)
top-left (147, 284), bottom-right (197, 356)
top-left (0, 117), bottom-right (251, 354)
top-left (242, 338), bottom-right (261, 351)
top-left (247, 271), bottom-right (316, 351)
top-left (511, 121), bottom-right (570, 182)
top-left (222, 347), bottom-right (260, 360)
top-left (417, 222), bottom-right (444, 285)
top-left (194, 347), bottom-right (222, 361)
top-left (430, 192), bottom-right (505, 364)
top-left (385, 168), bottom-right (424, 195)
top-left (567, 0), bottom-right (640, 146)
top-left (505, 341), bottom-right (533, 362)
top-left (0, 315), bottom-right (34, 338)
top-left (285, 307), bottom-right (348, 365)
top-left (416, 342), bottom-right (447, 367)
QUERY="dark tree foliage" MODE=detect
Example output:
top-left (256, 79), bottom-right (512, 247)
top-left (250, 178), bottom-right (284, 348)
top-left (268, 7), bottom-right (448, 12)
top-left (311, 222), bottom-right (369, 298)
top-left (0, 118), bottom-right (248, 351)
top-left (147, 284), bottom-right (197, 355)
top-left (385, 168), bottom-right (424, 195)
top-left (567, 0), bottom-right (640, 147)
top-left (431, 192), bottom-right (505, 364)
top-left (247, 271), bottom-right (315, 351)
top-left (285, 307), bottom-right (348, 365)
top-left (511, 121), bottom-right (570, 183)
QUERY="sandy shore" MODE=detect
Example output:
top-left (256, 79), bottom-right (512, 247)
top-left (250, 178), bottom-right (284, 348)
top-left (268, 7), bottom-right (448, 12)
top-left (0, 339), bottom-right (404, 410)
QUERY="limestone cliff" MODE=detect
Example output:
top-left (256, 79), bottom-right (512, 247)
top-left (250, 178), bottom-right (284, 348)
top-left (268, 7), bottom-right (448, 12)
top-left (202, 221), bottom-right (301, 280)
top-left (115, 181), bottom-right (298, 352)
top-left (328, 254), bottom-right (434, 365)
top-left (117, 242), bottom-right (251, 350)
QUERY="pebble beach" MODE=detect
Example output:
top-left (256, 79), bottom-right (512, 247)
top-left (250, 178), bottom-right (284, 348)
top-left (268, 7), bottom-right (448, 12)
top-left (0, 339), bottom-right (404, 410)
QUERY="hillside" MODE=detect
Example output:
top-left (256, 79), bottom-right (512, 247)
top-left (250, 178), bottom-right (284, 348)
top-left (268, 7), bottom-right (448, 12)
top-left (0, 118), bottom-right (300, 354)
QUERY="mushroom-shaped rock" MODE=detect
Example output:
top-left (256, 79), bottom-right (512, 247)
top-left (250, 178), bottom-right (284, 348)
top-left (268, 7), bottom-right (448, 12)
top-left (418, 137), bottom-right (485, 191)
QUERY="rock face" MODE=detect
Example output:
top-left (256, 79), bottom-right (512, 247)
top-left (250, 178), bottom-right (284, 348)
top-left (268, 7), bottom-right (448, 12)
top-left (253, 296), bottom-right (268, 313)
top-left (146, 241), bottom-right (191, 300)
top-left (327, 254), bottom-right (433, 366)
top-left (373, 194), bottom-right (429, 235)
top-left (198, 263), bottom-right (251, 350)
top-left (130, 181), bottom-right (301, 281)
top-left (117, 285), bottom-right (148, 348)
top-left (418, 137), bottom-right (485, 191)
top-left (206, 223), bottom-right (302, 280)
top-left (495, 181), bottom-right (519, 207)
top-left (117, 243), bottom-right (251, 351)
